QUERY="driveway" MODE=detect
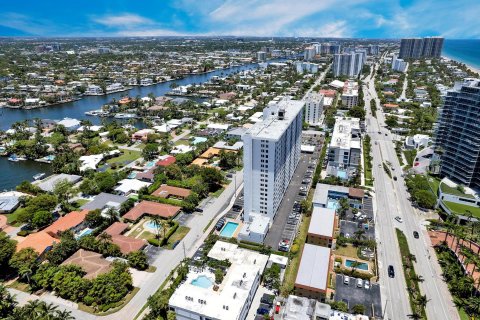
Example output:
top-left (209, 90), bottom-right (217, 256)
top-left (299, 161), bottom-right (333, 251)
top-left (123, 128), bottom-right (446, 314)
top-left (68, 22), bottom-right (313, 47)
top-left (335, 274), bottom-right (382, 318)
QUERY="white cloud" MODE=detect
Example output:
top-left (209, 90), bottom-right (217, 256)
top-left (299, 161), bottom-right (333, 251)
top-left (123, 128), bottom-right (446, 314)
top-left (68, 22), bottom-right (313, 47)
top-left (93, 14), bottom-right (154, 28)
top-left (294, 21), bottom-right (350, 38)
top-left (0, 13), bottom-right (55, 35)
top-left (114, 29), bottom-right (188, 37)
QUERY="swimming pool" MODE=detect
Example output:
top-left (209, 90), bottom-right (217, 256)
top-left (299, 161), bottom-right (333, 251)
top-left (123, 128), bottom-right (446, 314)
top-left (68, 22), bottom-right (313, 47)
top-left (192, 136), bottom-right (208, 145)
top-left (345, 259), bottom-right (369, 271)
top-left (145, 161), bottom-right (156, 168)
top-left (219, 222), bottom-right (239, 238)
top-left (75, 228), bottom-right (94, 239)
top-left (191, 275), bottom-right (214, 288)
top-left (327, 199), bottom-right (339, 210)
top-left (337, 170), bottom-right (348, 179)
top-left (145, 220), bottom-right (160, 231)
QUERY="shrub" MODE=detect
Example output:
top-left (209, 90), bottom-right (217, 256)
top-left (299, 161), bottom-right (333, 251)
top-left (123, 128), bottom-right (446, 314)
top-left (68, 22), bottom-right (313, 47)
top-left (148, 238), bottom-right (160, 247)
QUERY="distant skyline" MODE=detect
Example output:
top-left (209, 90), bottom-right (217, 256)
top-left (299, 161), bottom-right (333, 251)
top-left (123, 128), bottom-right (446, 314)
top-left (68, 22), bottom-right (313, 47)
top-left (0, 0), bottom-right (479, 39)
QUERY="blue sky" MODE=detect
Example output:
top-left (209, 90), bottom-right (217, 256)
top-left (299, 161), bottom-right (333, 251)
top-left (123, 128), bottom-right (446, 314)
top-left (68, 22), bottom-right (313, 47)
top-left (0, 0), bottom-right (479, 38)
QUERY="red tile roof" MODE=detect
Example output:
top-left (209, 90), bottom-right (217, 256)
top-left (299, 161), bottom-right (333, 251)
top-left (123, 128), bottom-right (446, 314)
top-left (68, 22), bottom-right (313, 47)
top-left (348, 188), bottom-right (365, 199)
top-left (111, 235), bottom-right (146, 254)
top-left (44, 210), bottom-right (89, 236)
top-left (122, 200), bottom-right (181, 221)
top-left (152, 184), bottom-right (191, 199)
top-left (104, 222), bottom-right (129, 236)
top-left (16, 232), bottom-right (58, 254)
top-left (157, 155), bottom-right (176, 167)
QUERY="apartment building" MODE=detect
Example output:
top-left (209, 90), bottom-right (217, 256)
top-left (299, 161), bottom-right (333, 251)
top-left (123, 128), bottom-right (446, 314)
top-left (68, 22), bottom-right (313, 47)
top-left (306, 207), bottom-right (337, 248)
top-left (399, 37), bottom-right (444, 59)
top-left (392, 54), bottom-right (408, 72)
top-left (327, 117), bottom-right (361, 178)
top-left (240, 99), bottom-right (304, 243)
top-left (341, 80), bottom-right (359, 108)
top-left (434, 78), bottom-right (480, 189)
top-left (304, 92), bottom-right (324, 125)
top-left (333, 51), bottom-right (366, 77)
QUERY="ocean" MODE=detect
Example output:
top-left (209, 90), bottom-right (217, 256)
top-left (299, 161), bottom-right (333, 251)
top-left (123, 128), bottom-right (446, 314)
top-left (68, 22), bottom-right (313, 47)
top-left (443, 39), bottom-right (480, 70)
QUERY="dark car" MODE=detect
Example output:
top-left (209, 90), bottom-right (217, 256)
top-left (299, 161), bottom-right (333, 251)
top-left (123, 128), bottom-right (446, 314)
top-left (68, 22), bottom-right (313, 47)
top-left (413, 231), bottom-right (419, 239)
top-left (257, 306), bottom-right (270, 315)
top-left (388, 265), bottom-right (395, 278)
top-left (194, 207), bottom-right (203, 213)
top-left (261, 294), bottom-right (275, 306)
top-left (393, 176), bottom-right (397, 181)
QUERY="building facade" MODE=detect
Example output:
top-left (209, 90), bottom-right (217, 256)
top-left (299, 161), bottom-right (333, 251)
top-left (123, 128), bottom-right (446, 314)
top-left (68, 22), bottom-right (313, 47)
top-left (327, 117), bottom-right (361, 173)
top-left (304, 92), bottom-right (324, 125)
top-left (341, 80), bottom-right (359, 108)
top-left (399, 37), bottom-right (444, 59)
top-left (333, 51), bottom-right (366, 77)
top-left (434, 78), bottom-right (480, 189)
top-left (241, 99), bottom-right (304, 243)
top-left (392, 54), bottom-right (408, 73)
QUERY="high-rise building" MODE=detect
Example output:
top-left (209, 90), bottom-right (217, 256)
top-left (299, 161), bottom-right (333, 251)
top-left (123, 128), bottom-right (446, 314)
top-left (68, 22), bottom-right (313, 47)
top-left (256, 51), bottom-right (267, 61)
top-left (341, 80), bottom-right (359, 108)
top-left (369, 44), bottom-right (380, 55)
top-left (391, 54), bottom-right (408, 72)
top-left (240, 99), bottom-right (304, 243)
top-left (295, 62), bottom-right (319, 74)
top-left (434, 78), bottom-right (480, 189)
top-left (399, 37), bottom-right (444, 59)
top-left (305, 92), bottom-right (324, 125)
top-left (304, 46), bottom-right (316, 61)
top-left (333, 51), bottom-right (365, 77)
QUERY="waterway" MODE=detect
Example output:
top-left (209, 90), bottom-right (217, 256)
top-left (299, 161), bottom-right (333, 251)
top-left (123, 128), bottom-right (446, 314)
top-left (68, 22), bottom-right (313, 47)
top-left (0, 62), bottom-right (266, 191)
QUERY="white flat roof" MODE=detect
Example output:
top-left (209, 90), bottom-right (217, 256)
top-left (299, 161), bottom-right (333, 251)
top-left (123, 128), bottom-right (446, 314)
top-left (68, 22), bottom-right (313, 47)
top-left (114, 179), bottom-right (151, 193)
top-left (295, 244), bottom-right (331, 292)
top-left (170, 241), bottom-right (269, 319)
top-left (244, 99), bottom-right (304, 140)
top-left (309, 207), bottom-right (336, 238)
top-left (330, 117), bottom-right (360, 149)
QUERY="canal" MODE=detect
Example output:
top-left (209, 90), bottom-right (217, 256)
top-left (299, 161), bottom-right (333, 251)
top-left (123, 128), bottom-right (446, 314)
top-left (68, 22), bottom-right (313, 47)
top-left (0, 62), bottom-right (266, 191)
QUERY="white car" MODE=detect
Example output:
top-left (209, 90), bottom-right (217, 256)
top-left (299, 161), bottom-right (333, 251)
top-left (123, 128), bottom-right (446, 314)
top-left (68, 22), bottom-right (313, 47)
top-left (356, 278), bottom-right (363, 288)
top-left (344, 276), bottom-right (350, 285)
top-left (395, 216), bottom-right (403, 223)
top-left (364, 280), bottom-right (370, 289)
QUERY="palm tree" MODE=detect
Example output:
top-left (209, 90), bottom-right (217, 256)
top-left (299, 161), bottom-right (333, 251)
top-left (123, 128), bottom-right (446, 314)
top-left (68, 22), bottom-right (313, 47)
top-left (0, 284), bottom-right (17, 318)
top-left (415, 294), bottom-right (429, 309)
top-left (349, 260), bottom-right (363, 275)
top-left (411, 274), bottom-right (425, 283)
top-left (150, 215), bottom-right (163, 240)
top-left (105, 207), bottom-right (118, 223)
top-left (55, 309), bottom-right (75, 320)
top-left (98, 232), bottom-right (112, 245)
top-left (37, 301), bottom-right (58, 319)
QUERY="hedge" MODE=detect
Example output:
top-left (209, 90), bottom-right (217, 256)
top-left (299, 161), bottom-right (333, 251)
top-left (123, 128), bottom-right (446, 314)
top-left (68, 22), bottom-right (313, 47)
top-left (140, 195), bottom-right (183, 207)
top-left (148, 238), bottom-right (160, 247)
top-left (161, 221), bottom-right (179, 246)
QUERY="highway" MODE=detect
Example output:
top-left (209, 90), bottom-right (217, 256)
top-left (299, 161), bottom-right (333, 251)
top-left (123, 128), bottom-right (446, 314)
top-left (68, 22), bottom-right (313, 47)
top-left (364, 58), bottom-right (459, 320)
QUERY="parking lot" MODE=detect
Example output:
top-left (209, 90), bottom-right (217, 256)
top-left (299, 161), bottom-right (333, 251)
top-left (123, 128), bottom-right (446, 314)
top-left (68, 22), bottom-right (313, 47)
top-left (335, 274), bottom-right (382, 318)
top-left (339, 220), bottom-right (375, 240)
top-left (264, 133), bottom-right (323, 250)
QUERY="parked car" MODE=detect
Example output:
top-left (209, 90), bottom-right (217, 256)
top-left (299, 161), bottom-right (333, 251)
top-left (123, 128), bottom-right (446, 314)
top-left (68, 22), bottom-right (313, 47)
top-left (275, 302), bottom-right (281, 314)
top-left (344, 275), bottom-right (350, 285)
top-left (194, 207), bottom-right (204, 213)
top-left (278, 239), bottom-right (290, 252)
top-left (261, 294), bottom-right (274, 306)
top-left (356, 278), bottom-right (363, 288)
top-left (413, 231), bottom-right (419, 239)
top-left (364, 280), bottom-right (370, 289)
top-left (388, 265), bottom-right (395, 278)
top-left (393, 176), bottom-right (397, 181)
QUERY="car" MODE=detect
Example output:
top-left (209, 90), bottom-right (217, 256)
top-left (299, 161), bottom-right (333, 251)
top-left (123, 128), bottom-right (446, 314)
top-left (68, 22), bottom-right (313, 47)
top-left (343, 275), bottom-right (350, 285)
top-left (193, 256), bottom-right (202, 261)
top-left (194, 207), bottom-right (204, 213)
top-left (278, 239), bottom-right (290, 252)
top-left (364, 280), bottom-right (370, 289)
top-left (393, 176), bottom-right (397, 181)
top-left (385, 133), bottom-right (388, 136)
top-left (356, 278), bottom-right (363, 288)
top-left (413, 231), bottom-right (419, 239)
top-left (226, 173), bottom-right (233, 178)
top-left (256, 307), bottom-right (269, 315)
top-left (388, 265), bottom-right (395, 278)
top-left (378, 131), bottom-right (381, 134)
top-left (275, 302), bottom-right (281, 314)
top-left (395, 216), bottom-right (403, 223)
top-left (374, 141), bottom-right (378, 145)
top-left (172, 240), bottom-right (180, 249)
top-left (261, 294), bottom-right (274, 306)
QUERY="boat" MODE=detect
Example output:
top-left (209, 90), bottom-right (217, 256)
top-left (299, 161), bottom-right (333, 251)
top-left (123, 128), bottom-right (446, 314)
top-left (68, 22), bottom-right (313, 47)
top-left (8, 154), bottom-right (21, 162)
top-left (114, 113), bottom-right (136, 119)
top-left (33, 173), bottom-right (46, 180)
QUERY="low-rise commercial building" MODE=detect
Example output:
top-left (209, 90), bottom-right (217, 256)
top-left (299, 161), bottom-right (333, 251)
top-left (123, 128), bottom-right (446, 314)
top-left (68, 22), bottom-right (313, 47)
top-left (306, 207), bottom-right (337, 248)
top-left (294, 244), bottom-right (332, 301)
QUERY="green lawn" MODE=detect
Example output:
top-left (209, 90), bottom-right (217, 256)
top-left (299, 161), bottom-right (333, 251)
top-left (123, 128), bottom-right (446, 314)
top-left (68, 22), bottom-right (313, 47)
top-left (6, 207), bottom-right (23, 226)
top-left (211, 187), bottom-right (225, 198)
top-left (403, 149), bottom-right (417, 167)
top-left (427, 176), bottom-right (441, 196)
top-left (166, 226), bottom-right (190, 249)
top-left (72, 198), bottom-right (90, 208)
top-left (440, 183), bottom-right (475, 199)
top-left (443, 201), bottom-right (480, 218)
top-left (107, 149), bottom-right (142, 165)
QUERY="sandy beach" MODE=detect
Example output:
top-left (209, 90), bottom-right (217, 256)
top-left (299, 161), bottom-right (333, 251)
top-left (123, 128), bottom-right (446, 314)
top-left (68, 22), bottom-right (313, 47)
top-left (442, 55), bottom-right (480, 75)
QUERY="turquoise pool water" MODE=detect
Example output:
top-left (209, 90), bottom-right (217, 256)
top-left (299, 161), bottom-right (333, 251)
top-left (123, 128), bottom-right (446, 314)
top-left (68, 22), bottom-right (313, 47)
top-left (191, 275), bottom-right (214, 288)
top-left (128, 172), bottom-right (137, 179)
top-left (76, 228), bottom-right (94, 239)
top-left (345, 259), bottom-right (369, 271)
top-left (192, 136), bottom-right (208, 145)
top-left (145, 220), bottom-right (159, 230)
top-left (220, 222), bottom-right (239, 238)
top-left (327, 199), bottom-right (339, 210)
top-left (337, 170), bottom-right (347, 179)
top-left (145, 161), bottom-right (156, 168)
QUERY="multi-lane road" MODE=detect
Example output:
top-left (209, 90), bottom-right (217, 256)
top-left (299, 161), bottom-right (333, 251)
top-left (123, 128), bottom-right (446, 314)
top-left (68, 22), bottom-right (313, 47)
top-left (364, 60), bottom-right (459, 320)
